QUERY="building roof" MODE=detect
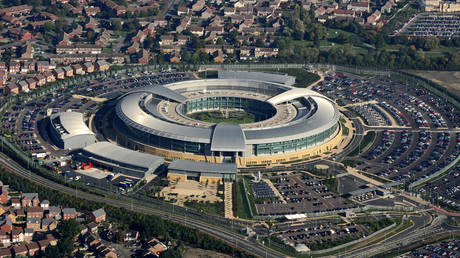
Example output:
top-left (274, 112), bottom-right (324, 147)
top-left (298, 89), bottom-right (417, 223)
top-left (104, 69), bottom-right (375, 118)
top-left (62, 208), bottom-right (76, 215)
top-left (91, 208), bottom-right (105, 218)
top-left (117, 79), bottom-right (339, 145)
top-left (348, 187), bottom-right (377, 196)
top-left (81, 142), bottom-right (164, 170)
top-left (50, 111), bottom-right (94, 140)
top-left (126, 85), bottom-right (187, 103)
top-left (218, 70), bottom-right (295, 86)
top-left (211, 123), bottom-right (246, 152)
top-left (168, 160), bottom-right (237, 174)
top-left (267, 88), bottom-right (325, 105)
top-left (22, 193), bottom-right (38, 200)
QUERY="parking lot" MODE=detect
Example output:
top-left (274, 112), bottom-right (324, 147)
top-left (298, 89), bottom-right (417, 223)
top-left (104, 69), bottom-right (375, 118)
top-left (0, 71), bottom-right (190, 193)
top-left (314, 73), bottom-right (460, 188)
top-left (402, 240), bottom-right (460, 257)
top-left (2, 72), bottom-right (188, 158)
top-left (254, 172), bottom-right (353, 216)
top-left (398, 13), bottom-right (460, 38)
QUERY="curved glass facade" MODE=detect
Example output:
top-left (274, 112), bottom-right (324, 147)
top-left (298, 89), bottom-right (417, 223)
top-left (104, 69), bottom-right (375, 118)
top-left (252, 124), bottom-right (338, 156)
top-left (180, 97), bottom-right (277, 120)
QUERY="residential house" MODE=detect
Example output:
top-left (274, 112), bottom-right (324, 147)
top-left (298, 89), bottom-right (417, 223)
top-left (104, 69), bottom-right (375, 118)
top-left (62, 66), bottom-right (74, 77)
top-left (0, 186), bottom-right (8, 204)
top-left (11, 229), bottom-right (24, 243)
top-left (0, 230), bottom-right (10, 247)
top-left (138, 49), bottom-right (150, 64)
top-left (190, 26), bottom-right (204, 36)
top-left (87, 222), bottom-right (98, 233)
top-left (71, 64), bottom-right (83, 75)
top-left (24, 228), bottom-right (34, 243)
top-left (4, 82), bottom-right (21, 94)
top-left (8, 62), bottom-right (20, 73)
top-left (201, 6), bottom-right (213, 19)
top-left (12, 245), bottom-right (28, 257)
top-left (367, 10), bottom-right (381, 24)
top-left (122, 230), bottom-right (139, 242)
top-left (83, 62), bottom-right (94, 73)
top-left (43, 71), bottom-right (56, 83)
top-left (62, 208), bottom-right (77, 220)
top-left (18, 81), bottom-right (29, 92)
top-left (7, 28), bottom-right (32, 41)
top-left (127, 42), bottom-right (140, 54)
top-left (26, 78), bottom-right (36, 90)
top-left (146, 239), bottom-right (167, 257)
top-left (27, 207), bottom-right (43, 218)
top-left (34, 74), bottom-right (46, 86)
top-left (381, 1), bottom-right (393, 13)
top-left (170, 53), bottom-right (181, 63)
top-left (56, 44), bottom-right (102, 55)
top-left (1, 15), bottom-right (22, 27)
top-left (52, 68), bottom-right (65, 79)
top-left (131, 30), bottom-right (147, 43)
top-left (160, 45), bottom-right (181, 54)
top-left (41, 218), bottom-right (57, 231)
top-left (160, 35), bottom-right (174, 46)
top-left (224, 7), bottom-right (235, 15)
top-left (0, 248), bottom-right (11, 258)
top-left (347, 1), bottom-right (370, 13)
top-left (26, 217), bottom-right (41, 230)
top-left (26, 242), bottom-right (40, 256)
top-left (192, 0), bottom-right (206, 11)
top-left (10, 198), bottom-right (20, 209)
top-left (177, 6), bottom-right (189, 15)
top-left (85, 6), bottom-right (100, 16)
top-left (254, 47), bottom-right (278, 58)
top-left (36, 61), bottom-right (51, 72)
top-left (87, 208), bottom-right (106, 223)
top-left (95, 60), bottom-right (109, 71)
top-left (38, 239), bottom-right (50, 252)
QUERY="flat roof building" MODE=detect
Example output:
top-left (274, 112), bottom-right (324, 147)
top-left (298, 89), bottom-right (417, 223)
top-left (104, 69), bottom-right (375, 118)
top-left (168, 160), bottom-right (237, 183)
top-left (218, 70), bottom-right (296, 86)
top-left (75, 142), bottom-right (164, 179)
top-left (49, 112), bottom-right (96, 150)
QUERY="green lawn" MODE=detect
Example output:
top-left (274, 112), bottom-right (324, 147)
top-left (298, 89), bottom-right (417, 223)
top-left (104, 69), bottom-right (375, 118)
top-left (198, 70), bottom-right (218, 79)
top-left (257, 68), bottom-right (320, 88)
top-left (236, 179), bottom-right (253, 219)
top-left (347, 131), bottom-right (376, 157)
top-left (189, 110), bottom-right (257, 124)
top-left (183, 200), bottom-right (224, 216)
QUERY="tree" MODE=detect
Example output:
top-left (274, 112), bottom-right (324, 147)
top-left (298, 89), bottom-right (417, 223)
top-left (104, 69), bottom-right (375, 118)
top-left (44, 245), bottom-right (60, 257)
top-left (375, 34), bottom-right (385, 49)
top-left (58, 219), bottom-right (81, 239)
top-left (215, 37), bottom-right (225, 45)
top-left (423, 36), bottom-right (440, 51)
top-left (111, 19), bottom-right (122, 31)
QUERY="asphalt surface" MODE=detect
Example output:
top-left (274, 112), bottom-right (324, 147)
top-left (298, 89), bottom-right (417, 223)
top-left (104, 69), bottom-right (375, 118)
top-left (0, 152), bottom-right (284, 258)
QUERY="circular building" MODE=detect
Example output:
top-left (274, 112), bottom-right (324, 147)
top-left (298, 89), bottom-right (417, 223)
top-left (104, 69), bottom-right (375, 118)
top-left (113, 79), bottom-right (341, 168)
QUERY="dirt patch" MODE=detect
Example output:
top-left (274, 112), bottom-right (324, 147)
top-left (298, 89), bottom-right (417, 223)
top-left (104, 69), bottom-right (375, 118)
top-left (183, 247), bottom-right (232, 258)
top-left (160, 180), bottom-right (222, 206)
top-left (405, 70), bottom-right (460, 99)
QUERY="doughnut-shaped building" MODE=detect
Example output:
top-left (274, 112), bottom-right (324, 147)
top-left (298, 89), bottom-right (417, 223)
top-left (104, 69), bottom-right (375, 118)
top-left (113, 79), bottom-right (342, 168)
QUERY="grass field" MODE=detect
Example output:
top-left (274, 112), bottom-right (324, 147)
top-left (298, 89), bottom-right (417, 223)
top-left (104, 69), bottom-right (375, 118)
top-left (347, 131), bottom-right (376, 157)
top-left (183, 200), bottom-right (224, 216)
top-left (254, 68), bottom-right (321, 88)
top-left (189, 110), bottom-right (258, 124)
top-left (236, 179), bottom-right (252, 219)
top-left (404, 70), bottom-right (460, 100)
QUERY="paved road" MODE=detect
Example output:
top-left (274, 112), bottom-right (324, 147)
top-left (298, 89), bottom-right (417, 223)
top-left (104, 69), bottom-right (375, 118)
top-left (344, 213), bottom-right (458, 257)
top-left (0, 153), bottom-right (284, 258)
